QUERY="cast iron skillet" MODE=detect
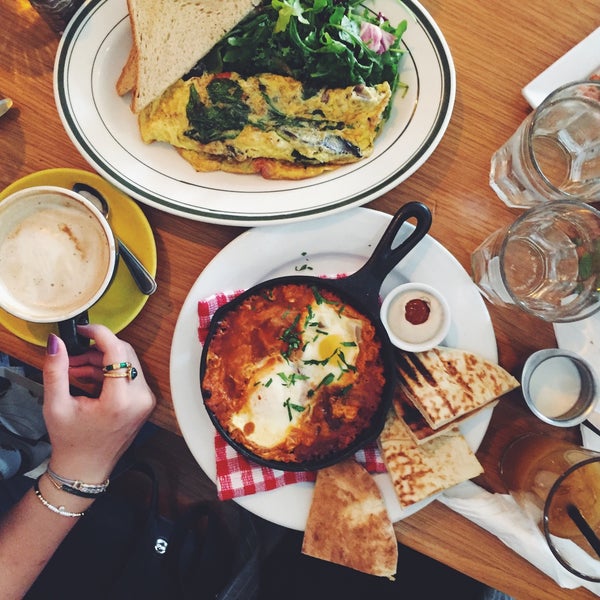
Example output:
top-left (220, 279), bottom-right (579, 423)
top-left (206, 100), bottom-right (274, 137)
top-left (200, 201), bottom-right (432, 471)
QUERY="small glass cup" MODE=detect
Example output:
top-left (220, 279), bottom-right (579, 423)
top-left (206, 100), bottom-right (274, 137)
top-left (490, 80), bottom-right (600, 208)
top-left (471, 199), bottom-right (600, 323)
top-left (500, 434), bottom-right (600, 582)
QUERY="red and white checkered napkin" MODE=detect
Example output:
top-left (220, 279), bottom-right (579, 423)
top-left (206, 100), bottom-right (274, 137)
top-left (197, 290), bottom-right (387, 501)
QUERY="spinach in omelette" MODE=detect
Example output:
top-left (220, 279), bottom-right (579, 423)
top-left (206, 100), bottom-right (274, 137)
top-left (139, 72), bottom-right (391, 179)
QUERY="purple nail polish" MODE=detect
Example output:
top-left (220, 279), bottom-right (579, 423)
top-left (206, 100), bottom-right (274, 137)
top-left (47, 333), bottom-right (59, 355)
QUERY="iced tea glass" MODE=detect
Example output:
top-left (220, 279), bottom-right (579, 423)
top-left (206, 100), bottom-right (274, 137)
top-left (500, 434), bottom-right (600, 581)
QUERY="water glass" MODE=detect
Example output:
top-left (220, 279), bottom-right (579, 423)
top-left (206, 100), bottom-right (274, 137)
top-left (471, 200), bottom-right (600, 322)
top-left (490, 80), bottom-right (600, 208)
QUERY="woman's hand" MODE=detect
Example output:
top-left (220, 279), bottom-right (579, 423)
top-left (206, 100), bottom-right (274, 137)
top-left (42, 324), bottom-right (156, 483)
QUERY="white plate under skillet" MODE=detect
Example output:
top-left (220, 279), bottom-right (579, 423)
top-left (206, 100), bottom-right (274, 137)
top-left (170, 207), bottom-right (497, 530)
top-left (54, 0), bottom-right (455, 226)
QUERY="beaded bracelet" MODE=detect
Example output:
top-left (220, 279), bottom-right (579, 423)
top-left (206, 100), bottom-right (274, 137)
top-left (46, 466), bottom-right (109, 498)
top-left (33, 477), bottom-right (86, 518)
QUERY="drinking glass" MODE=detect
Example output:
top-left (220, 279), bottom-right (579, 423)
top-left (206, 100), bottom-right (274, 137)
top-left (500, 434), bottom-right (600, 581)
top-left (490, 80), bottom-right (600, 208)
top-left (471, 200), bottom-right (600, 322)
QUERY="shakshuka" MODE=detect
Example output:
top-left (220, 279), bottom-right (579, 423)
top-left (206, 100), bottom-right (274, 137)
top-left (201, 283), bottom-right (386, 463)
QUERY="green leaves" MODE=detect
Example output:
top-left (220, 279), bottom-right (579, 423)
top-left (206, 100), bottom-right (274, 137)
top-left (203, 0), bottom-right (406, 91)
top-left (272, 0), bottom-right (308, 32)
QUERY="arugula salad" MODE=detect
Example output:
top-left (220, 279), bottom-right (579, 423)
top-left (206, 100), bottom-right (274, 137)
top-left (197, 0), bottom-right (407, 96)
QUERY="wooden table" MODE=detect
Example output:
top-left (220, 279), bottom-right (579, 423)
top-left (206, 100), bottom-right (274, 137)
top-left (1, 1), bottom-right (598, 598)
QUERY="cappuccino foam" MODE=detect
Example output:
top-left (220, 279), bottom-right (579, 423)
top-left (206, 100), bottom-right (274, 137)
top-left (0, 191), bottom-right (112, 322)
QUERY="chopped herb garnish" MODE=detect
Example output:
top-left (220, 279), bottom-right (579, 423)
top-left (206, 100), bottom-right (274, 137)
top-left (260, 288), bottom-right (276, 301)
top-left (277, 371), bottom-right (310, 387)
top-left (295, 264), bottom-right (313, 271)
top-left (336, 349), bottom-right (357, 372)
top-left (316, 372), bottom-right (335, 389)
top-left (303, 305), bottom-right (316, 329)
top-left (279, 313), bottom-right (302, 360)
top-left (311, 286), bottom-right (341, 308)
top-left (303, 356), bottom-right (332, 367)
top-left (283, 398), bottom-right (306, 421)
top-left (311, 287), bottom-right (327, 305)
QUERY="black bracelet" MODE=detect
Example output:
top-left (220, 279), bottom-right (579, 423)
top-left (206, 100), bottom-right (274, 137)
top-left (46, 467), bottom-right (109, 498)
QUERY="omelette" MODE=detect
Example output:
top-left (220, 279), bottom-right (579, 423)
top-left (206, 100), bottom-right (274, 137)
top-left (138, 72), bottom-right (392, 180)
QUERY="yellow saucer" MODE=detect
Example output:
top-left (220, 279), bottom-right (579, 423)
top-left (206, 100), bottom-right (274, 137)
top-left (0, 168), bottom-right (157, 347)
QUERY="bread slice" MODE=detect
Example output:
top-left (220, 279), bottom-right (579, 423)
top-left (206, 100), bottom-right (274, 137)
top-left (116, 45), bottom-right (138, 96)
top-left (302, 459), bottom-right (398, 579)
top-left (378, 410), bottom-right (483, 508)
top-left (394, 346), bottom-right (519, 430)
top-left (126, 0), bottom-right (260, 113)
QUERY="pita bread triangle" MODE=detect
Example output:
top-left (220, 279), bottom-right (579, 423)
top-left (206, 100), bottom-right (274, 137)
top-left (394, 346), bottom-right (519, 430)
top-left (392, 385), bottom-right (494, 444)
top-left (378, 410), bottom-right (483, 508)
top-left (302, 459), bottom-right (398, 579)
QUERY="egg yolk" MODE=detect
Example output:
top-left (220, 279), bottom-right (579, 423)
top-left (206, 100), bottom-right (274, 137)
top-left (318, 334), bottom-right (342, 360)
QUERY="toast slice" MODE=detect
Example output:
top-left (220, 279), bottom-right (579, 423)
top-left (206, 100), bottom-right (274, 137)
top-left (116, 45), bottom-right (138, 96)
top-left (126, 0), bottom-right (260, 113)
top-left (394, 346), bottom-right (519, 430)
top-left (302, 459), bottom-right (398, 579)
top-left (378, 410), bottom-right (483, 508)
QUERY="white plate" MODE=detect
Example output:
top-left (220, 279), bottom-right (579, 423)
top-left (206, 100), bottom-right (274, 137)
top-left (522, 26), bottom-right (600, 108)
top-left (554, 313), bottom-right (600, 385)
top-left (54, 0), bottom-right (455, 226)
top-left (170, 207), bottom-right (497, 530)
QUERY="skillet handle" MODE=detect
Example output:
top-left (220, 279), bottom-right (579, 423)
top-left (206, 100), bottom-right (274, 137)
top-left (339, 201), bottom-right (432, 311)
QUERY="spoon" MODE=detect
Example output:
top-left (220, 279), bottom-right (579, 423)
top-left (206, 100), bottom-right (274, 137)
top-left (73, 183), bottom-right (157, 296)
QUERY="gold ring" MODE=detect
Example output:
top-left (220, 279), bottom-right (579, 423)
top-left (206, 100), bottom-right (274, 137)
top-left (102, 362), bottom-right (132, 372)
top-left (103, 366), bottom-right (138, 380)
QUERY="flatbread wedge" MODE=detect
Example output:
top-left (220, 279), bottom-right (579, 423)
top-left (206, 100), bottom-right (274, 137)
top-left (378, 410), bottom-right (484, 508)
top-left (394, 346), bottom-right (519, 430)
top-left (302, 459), bottom-right (397, 579)
top-left (392, 385), bottom-right (498, 445)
